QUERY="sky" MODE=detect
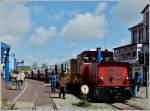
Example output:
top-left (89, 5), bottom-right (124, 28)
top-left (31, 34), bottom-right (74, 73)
top-left (0, 0), bottom-right (149, 67)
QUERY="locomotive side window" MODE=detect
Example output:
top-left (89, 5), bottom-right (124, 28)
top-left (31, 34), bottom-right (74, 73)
top-left (81, 52), bottom-right (97, 63)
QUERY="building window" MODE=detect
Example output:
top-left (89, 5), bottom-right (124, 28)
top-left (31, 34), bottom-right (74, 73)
top-left (146, 27), bottom-right (149, 41)
top-left (121, 54), bottom-right (125, 60)
top-left (139, 30), bottom-right (143, 43)
top-left (132, 32), bottom-right (137, 43)
top-left (132, 51), bottom-right (136, 58)
top-left (126, 52), bottom-right (131, 58)
top-left (146, 12), bottom-right (149, 24)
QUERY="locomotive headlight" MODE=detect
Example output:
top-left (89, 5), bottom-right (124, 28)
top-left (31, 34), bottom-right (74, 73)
top-left (123, 76), bottom-right (129, 85)
top-left (99, 76), bottom-right (104, 85)
top-left (125, 77), bottom-right (129, 80)
top-left (100, 77), bottom-right (104, 81)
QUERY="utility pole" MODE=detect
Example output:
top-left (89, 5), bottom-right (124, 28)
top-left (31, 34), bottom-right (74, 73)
top-left (105, 32), bottom-right (106, 49)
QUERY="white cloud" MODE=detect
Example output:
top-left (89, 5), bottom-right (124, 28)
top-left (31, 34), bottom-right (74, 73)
top-left (33, 6), bottom-right (45, 14)
top-left (112, 0), bottom-right (149, 26)
top-left (51, 9), bottom-right (83, 22)
top-left (0, 2), bottom-right (32, 47)
top-left (52, 9), bottom-right (66, 21)
top-left (69, 42), bottom-right (76, 48)
top-left (94, 2), bottom-right (107, 15)
top-left (61, 2), bottom-right (108, 40)
top-left (0, 35), bottom-right (21, 48)
top-left (29, 26), bottom-right (56, 47)
top-left (61, 12), bottom-right (107, 39)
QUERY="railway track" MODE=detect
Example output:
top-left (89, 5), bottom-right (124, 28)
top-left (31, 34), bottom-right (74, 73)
top-left (108, 102), bottom-right (146, 110)
top-left (49, 93), bottom-right (57, 110)
top-left (27, 79), bottom-right (57, 110)
top-left (123, 102), bottom-right (146, 110)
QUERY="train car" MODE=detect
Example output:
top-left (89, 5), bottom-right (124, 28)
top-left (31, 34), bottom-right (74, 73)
top-left (60, 59), bottom-right (77, 89)
top-left (38, 68), bottom-right (46, 81)
top-left (76, 48), bottom-right (131, 100)
top-left (31, 70), bottom-right (39, 80)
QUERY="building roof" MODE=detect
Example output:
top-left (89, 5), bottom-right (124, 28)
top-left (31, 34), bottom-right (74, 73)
top-left (113, 42), bottom-right (148, 50)
top-left (141, 4), bottom-right (149, 13)
top-left (128, 22), bottom-right (143, 30)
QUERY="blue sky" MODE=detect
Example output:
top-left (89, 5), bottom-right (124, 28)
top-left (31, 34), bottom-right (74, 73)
top-left (0, 0), bottom-right (148, 67)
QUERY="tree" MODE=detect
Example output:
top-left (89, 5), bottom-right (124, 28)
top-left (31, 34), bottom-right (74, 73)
top-left (32, 62), bottom-right (38, 70)
top-left (41, 63), bottom-right (48, 68)
top-left (18, 66), bottom-right (32, 72)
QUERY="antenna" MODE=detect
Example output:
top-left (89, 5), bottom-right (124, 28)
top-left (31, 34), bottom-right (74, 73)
top-left (105, 31), bottom-right (106, 49)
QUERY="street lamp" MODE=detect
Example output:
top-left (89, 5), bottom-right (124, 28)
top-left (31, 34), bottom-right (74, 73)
top-left (11, 53), bottom-right (16, 70)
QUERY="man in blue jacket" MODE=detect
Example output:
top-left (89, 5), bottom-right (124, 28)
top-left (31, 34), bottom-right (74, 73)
top-left (49, 71), bottom-right (57, 93)
top-left (132, 69), bottom-right (139, 96)
top-left (137, 70), bottom-right (143, 94)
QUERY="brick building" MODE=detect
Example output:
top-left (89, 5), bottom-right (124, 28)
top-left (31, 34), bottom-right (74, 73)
top-left (114, 5), bottom-right (149, 85)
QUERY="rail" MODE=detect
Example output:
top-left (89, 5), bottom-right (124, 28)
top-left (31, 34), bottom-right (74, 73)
top-left (49, 93), bottom-right (57, 110)
top-left (108, 102), bottom-right (146, 110)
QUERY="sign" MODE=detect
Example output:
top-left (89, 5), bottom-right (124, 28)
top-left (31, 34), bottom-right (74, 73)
top-left (80, 85), bottom-right (89, 95)
top-left (16, 59), bottom-right (24, 64)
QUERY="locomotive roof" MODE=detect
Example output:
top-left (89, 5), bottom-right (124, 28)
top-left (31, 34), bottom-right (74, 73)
top-left (78, 50), bottom-right (113, 56)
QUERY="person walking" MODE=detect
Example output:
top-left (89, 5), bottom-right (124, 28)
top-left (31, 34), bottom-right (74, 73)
top-left (16, 71), bottom-right (21, 90)
top-left (10, 70), bottom-right (17, 89)
top-left (20, 71), bottom-right (25, 85)
top-left (137, 69), bottom-right (143, 94)
top-left (49, 70), bottom-right (57, 93)
top-left (58, 73), bottom-right (67, 99)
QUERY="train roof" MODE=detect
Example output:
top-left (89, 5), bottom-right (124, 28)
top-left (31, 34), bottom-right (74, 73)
top-left (78, 50), bottom-right (113, 56)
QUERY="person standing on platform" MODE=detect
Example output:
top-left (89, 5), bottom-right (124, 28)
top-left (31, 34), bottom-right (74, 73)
top-left (49, 70), bottom-right (57, 93)
top-left (58, 72), bottom-right (67, 99)
top-left (10, 70), bottom-right (16, 89)
top-left (16, 71), bottom-right (21, 90)
top-left (132, 68), bottom-right (139, 96)
top-left (20, 71), bottom-right (25, 85)
top-left (137, 69), bottom-right (143, 94)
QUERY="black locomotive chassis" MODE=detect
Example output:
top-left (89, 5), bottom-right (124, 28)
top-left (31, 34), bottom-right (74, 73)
top-left (90, 86), bottom-right (132, 101)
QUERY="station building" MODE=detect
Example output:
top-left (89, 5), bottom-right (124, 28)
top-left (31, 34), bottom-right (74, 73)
top-left (113, 5), bottom-right (149, 85)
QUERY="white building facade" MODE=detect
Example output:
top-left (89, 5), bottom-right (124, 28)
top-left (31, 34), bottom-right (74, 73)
top-left (114, 5), bottom-right (149, 85)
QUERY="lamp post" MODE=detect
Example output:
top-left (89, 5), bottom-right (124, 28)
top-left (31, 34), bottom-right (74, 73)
top-left (11, 53), bottom-right (16, 71)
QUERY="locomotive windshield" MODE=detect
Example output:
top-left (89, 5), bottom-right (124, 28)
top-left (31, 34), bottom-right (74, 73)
top-left (78, 51), bottom-right (97, 63)
top-left (77, 50), bottom-right (114, 63)
top-left (101, 50), bottom-right (113, 62)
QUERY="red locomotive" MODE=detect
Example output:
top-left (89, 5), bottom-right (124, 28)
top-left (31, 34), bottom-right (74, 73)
top-left (76, 48), bottom-right (131, 100)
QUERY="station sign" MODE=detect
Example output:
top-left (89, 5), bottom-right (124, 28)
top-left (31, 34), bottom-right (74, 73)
top-left (16, 59), bottom-right (24, 64)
